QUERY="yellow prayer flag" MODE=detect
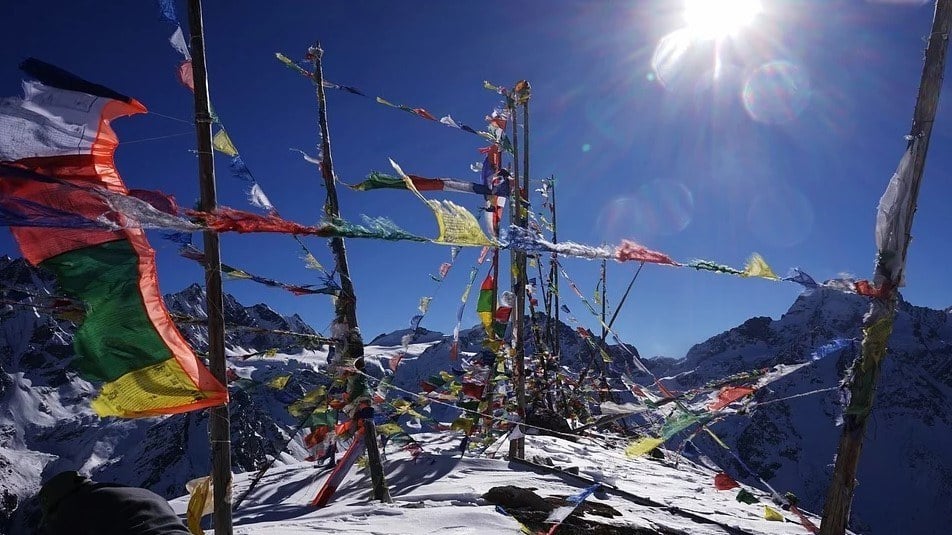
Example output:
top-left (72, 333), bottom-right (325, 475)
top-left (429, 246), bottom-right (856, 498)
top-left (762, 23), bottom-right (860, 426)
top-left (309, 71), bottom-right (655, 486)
top-left (186, 476), bottom-right (211, 535)
top-left (389, 158), bottom-right (492, 246)
top-left (450, 417), bottom-right (475, 434)
top-left (212, 129), bottom-right (238, 157)
top-left (266, 373), bottom-right (292, 390)
top-left (376, 422), bottom-right (404, 436)
top-left (742, 253), bottom-right (780, 281)
top-left (764, 505), bottom-right (784, 521)
top-left (624, 437), bottom-right (664, 458)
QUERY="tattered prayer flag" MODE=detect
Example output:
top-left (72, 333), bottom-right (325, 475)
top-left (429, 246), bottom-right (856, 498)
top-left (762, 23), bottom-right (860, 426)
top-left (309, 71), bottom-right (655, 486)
top-left (351, 171), bottom-right (506, 197)
top-left (714, 473), bottom-right (740, 491)
top-left (544, 483), bottom-right (600, 533)
top-left (812, 338), bottom-right (853, 361)
top-left (476, 273), bottom-right (496, 335)
top-left (615, 239), bottom-right (679, 266)
top-left (439, 262), bottom-right (452, 279)
top-left (687, 259), bottom-right (745, 276)
top-left (742, 253), bottom-right (780, 281)
top-left (248, 183), bottom-right (274, 211)
top-left (736, 489), bottom-right (760, 504)
top-left (764, 506), bottom-right (784, 522)
top-left (212, 129), bottom-right (238, 157)
top-left (186, 476), bottom-right (211, 535)
top-left (303, 251), bottom-right (324, 271)
top-left (169, 27), bottom-right (191, 60)
top-left (266, 374), bottom-right (292, 390)
top-left (784, 268), bottom-right (818, 288)
top-left (156, 0), bottom-right (178, 24)
top-left (708, 386), bottom-right (756, 411)
top-left (418, 296), bottom-right (432, 314)
top-left (388, 353), bottom-right (404, 372)
top-left (450, 417), bottom-right (475, 434)
top-left (0, 59), bottom-right (227, 417)
top-left (177, 60), bottom-right (194, 92)
top-left (625, 437), bottom-right (664, 458)
top-left (376, 422), bottom-right (404, 436)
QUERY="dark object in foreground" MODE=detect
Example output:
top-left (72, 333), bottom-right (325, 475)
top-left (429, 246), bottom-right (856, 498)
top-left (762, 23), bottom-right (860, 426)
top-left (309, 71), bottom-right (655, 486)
top-left (38, 471), bottom-right (189, 535)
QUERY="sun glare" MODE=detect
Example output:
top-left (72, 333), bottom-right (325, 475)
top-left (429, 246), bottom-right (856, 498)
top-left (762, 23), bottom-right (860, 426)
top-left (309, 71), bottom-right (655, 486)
top-left (683, 0), bottom-right (763, 40)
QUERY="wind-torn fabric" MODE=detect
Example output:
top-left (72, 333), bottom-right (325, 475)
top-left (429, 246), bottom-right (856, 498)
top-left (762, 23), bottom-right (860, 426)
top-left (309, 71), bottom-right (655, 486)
top-left (544, 483), bottom-right (601, 531)
top-left (248, 183), bottom-right (274, 211)
top-left (389, 159), bottom-right (493, 246)
top-left (875, 141), bottom-right (917, 287)
top-left (418, 296), bottom-right (432, 314)
top-left (625, 411), bottom-right (709, 457)
top-left (169, 26), bottom-right (191, 60)
top-left (188, 207), bottom-right (331, 236)
top-left (687, 259), bottom-right (745, 276)
top-left (325, 215), bottom-right (430, 242)
top-left (212, 129), bottom-right (238, 156)
top-left (0, 59), bottom-right (227, 417)
top-left (742, 253), bottom-right (780, 280)
top-left (811, 338), bottom-right (853, 361)
top-left (614, 239), bottom-right (680, 266)
top-left (476, 273), bottom-right (496, 336)
top-left (507, 225), bottom-right (614, 259)
top-left (784, 268), bottom-right (818, 288)
top-left (708, 386), bottom-right (756, 411)
top-left (351, 171), bottom-right (508, 197)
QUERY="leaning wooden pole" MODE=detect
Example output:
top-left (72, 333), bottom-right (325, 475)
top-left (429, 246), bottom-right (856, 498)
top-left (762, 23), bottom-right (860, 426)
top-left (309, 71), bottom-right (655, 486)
top-left (309, 43), bottom-right (390, 503)
top-left (550, 176), bottom-right (560, 359)
top-left (820, 2), bottom-right (952, 533)
top-left (186, 1), bottom-right (232, 533)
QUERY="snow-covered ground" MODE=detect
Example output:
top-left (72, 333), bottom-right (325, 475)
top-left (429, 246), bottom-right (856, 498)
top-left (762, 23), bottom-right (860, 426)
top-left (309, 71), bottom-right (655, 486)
top-left (171, 431), bottom-right (826, 534)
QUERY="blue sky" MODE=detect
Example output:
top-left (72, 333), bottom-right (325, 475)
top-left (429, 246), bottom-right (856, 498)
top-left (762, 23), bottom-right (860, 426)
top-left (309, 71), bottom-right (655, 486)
top-left (3, 0), bottom-right (951, 358)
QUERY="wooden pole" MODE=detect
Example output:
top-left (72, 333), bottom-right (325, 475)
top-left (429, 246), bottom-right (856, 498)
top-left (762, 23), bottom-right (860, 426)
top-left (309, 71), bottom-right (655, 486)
top-left (820, 2), bottom-right (952, 533)
top-left (550, 176), bottom-right (560, 360)
top-left (185, 1), bottom-right (232, 533)
top-left (309, 43), bottom-right (390, 504)
top-left (600, 260), bottom-right (607, 341)
top-left (507, 81), bottom-right (529, 460)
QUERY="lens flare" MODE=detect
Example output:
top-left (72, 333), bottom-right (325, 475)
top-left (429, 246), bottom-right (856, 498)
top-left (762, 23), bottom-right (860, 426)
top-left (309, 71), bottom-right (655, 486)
top-left (742, 61), bottom-right (812, 124)
top-left (596, 181), bottom-right (694, 243)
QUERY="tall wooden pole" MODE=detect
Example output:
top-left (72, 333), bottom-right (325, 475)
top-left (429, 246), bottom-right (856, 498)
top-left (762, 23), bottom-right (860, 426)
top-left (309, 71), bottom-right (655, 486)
top-left (309, 43), bottom-right (390, 503)
top-left (508, 81), bottom-right (529, 460)
top-left (599, 260), bottom-right (607, 340)
top-left (550, 176), bottom-right (560, 360)
top-left (186, 1), bottom-right (232, 533)
top-left (820, 2), bottom-right (952, 533)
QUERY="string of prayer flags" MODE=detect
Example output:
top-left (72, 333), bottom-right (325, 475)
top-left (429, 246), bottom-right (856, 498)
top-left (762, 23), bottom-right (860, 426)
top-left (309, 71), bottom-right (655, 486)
top-left (389, 159), bottom-right (493, 246)
top-left (0, 59), bottom-right (227, 417)
top-left (275, 52), bottom-right (495, 143)
top-left (177, 244), bottom-right (338, 296)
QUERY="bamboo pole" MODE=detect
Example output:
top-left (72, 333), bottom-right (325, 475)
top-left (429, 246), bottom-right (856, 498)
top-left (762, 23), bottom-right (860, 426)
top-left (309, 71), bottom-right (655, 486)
top-left (185, 1), bottom-right (232, 533)
top-left (309, 43), bottom-right (390, 504)
top-left (820, 2), bottom-right (952, 533)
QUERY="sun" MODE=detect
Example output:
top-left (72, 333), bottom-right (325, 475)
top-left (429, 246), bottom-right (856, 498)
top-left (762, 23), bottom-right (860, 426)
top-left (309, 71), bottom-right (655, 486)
top-left (683, 0), bottom-right (763, 40)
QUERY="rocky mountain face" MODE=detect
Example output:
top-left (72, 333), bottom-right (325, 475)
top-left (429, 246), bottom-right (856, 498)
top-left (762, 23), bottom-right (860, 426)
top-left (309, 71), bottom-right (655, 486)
top-left (0, 256), bottom-right (325, 533)
top-left (663, 286), bottom-right (952, 535)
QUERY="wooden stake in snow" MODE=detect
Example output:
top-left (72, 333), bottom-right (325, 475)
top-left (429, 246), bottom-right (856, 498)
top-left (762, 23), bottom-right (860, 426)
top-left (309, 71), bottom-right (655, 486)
top-left (185, 1), bottom-right (232, 533)
top-left (308, 42), bottom-right (390, 504)
top-left (820, 2), bottom-right (952, 533)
